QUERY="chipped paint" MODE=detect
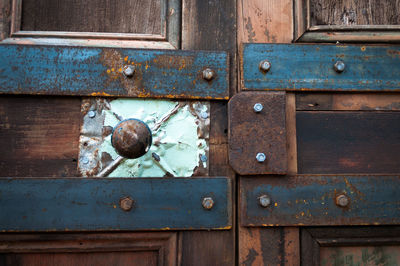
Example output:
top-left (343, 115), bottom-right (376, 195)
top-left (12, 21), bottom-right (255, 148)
top-left (79, 98), bottom-right (209, 177)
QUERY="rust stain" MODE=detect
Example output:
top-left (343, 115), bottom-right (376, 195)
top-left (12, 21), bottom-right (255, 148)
top-left (153, 54), bottom-right (194, 70)
top-left (387, 49), bottom-right (400, 58)
top-left (91, 92), bottom-right (111, 96)
top-left (338, 158), bottom-right (360, 168)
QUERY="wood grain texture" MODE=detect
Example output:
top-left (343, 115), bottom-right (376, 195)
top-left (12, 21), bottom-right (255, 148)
top-left (286, 93), bottom-right (298, 175)
top-left (238, 0), bottom-right (293, 43)
top-left (0, 0), bottom-right (11, 40)
top-left (0, 232), bottom-right (177, 266)
top-left (181, 0), bottom-right (236, 264)
top-left (302, 226), bottom-right (400, 266)
top-left (297, 111), bottom-right (400, 174)
top-left (296, 93), bottom-right (400, 111)
top-left (0, 96), bottom-right (81, 177)
top-left (310, 0), bottom-right (400, 26)
top-left (20, 0), bottom-right (162, 34)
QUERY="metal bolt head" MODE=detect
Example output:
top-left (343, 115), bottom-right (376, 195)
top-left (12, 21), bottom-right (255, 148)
top-left (119, 196), bottom-right (134, 211)
top-left (202, 197), bottom-right (214, 210)
top-left (123, 65), bottom-right (135, 77)
top-left (256, 152), bottom-right (266, 163)
top-left (333, 61), bottom-right (345, 73)
top-left (259, 60), bottom-right (271, 72)
top-left (88, 110), bottom-right (96, 118)
top-left (111, 119), bottom-right (152, 159)
top-left (253, 103), bottom-right (263, 113)
top-left (336, 194), bottom-right (350, 208)
top-left (202, 68), bottom-right (215, 81)
top-left (258, 195), bottom-right (271, 208)
top-left (200, 111), bottom-right (208, 119)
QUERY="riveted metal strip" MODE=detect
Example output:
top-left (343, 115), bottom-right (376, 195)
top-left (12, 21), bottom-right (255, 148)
top-left (242, 43), bottom-right (400, 92)
top-left (0, 177), bottom-right (231, 231)
top-left (0, 44), bottom-right (229, 100)
top-left (241, 175), bottom-right (400, 226)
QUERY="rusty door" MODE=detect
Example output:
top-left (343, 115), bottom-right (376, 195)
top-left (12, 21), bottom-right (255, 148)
top-left (236, 0), bottom-right (400, 265)
top-left (0, 0), bottom-right (236, 265)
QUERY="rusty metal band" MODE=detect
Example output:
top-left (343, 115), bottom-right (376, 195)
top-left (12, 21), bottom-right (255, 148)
top-left (0, 177), bottom-right (231, 231)
top-left (242, 43), bottom-right (400, 92)
top-left (0, 44), bottom-right (229, 100)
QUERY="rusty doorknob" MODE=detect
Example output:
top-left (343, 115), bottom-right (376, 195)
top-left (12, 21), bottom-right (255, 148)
top-left (111, 119), bottom-right (152, 159)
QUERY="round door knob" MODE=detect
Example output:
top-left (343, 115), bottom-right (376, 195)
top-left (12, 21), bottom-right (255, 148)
top-left (111, 119), bottom-right (152, 159)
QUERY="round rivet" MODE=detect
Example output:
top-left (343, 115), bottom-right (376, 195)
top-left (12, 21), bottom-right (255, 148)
top-left (81, 156), bottom-right (89, 164)
top-left (123, 65), bottom-right (135, 77)
top-left (202, 68), bottom-right (215, 81)
top-left (88, 110), bottom-right (96, 118)
top-left (259, 60), bottom-right (271, 72)
top-left (253, 103), bottom-right (263, 113)
top-left (202, 197), bottom-right (214, 210)
top-left (335, 194), bottom-right (349, 208)
top-left (258, 195), bottom-right (271, 208)
top-left (119, 196), bottom-right (134, 211)
top-left (111, 119), bottom-right (152, 159)
top-left (200, 111), bottom-right (208, 119)
top-left (256, 153), bottom-right (266, 163)
top-left (333, 61), bottom-right (345, 73)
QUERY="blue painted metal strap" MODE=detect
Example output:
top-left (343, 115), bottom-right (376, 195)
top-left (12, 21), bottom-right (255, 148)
top-left (242, 175), bottom-right (400, 226)
top-left (243, 43), bottom-right (400, 91)
top-left (0, 44), bottom-right (229, 99)
top-left (0, 177), bottom-right (231, 231)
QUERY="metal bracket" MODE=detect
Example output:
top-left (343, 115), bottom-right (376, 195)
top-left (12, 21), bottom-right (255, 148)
top-left (242, 43), bottom-right (400, 92)
top-left (0, 44), bottom-right (229, 100)
top-left (228, 91), bottom-right (287, 175)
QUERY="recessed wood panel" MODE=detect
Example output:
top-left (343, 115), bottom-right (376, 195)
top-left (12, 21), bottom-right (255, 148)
top-left (0, 96), bottom-right (81, 177)
top-left (297, 111), bottom-right (400, 174)
top-left (310, 0), bottom-right (400, 26)
top-left (20, 0), bottom-right (162, 34)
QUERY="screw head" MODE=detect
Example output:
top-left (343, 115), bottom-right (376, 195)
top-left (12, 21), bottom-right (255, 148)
top-left (335, 194), bottom-right (350, 208)
top-left (256, 153), bottom-right (266, 163)
top-left (259, 60), bottom-right (271, 72)
top-left (119, 196), bottom-right (134, 211)
top-left (200, 111), bottom-right (208, 119)
top-left (88, 110), bottom-right (96, 118)
top-left (81, 156), bottom-right (89, 165)
top-left (123, 65), bottom-right (135, 77)
top-left (253, 103), bottom-right (263, 113)
top-left (202, 68), bottom-right (215, 81)
top-left (202, 197), bottom-right (214, 210)
top-left (333, 61), bottom-right (345, 73)
top-left (258, 195), bottom-right (271, 208)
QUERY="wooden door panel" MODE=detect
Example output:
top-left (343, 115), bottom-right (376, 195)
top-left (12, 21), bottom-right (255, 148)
top-left (0, 233), bottom-right (177, 266)
top-left (0, 96), bottom-right (81, 177)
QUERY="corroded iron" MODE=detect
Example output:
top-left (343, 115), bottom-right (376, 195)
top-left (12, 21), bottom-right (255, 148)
top-left (228, 91), bottom-right (287, 175)
top-left (119, 196), bottom-right (134, 211)
top-left (111, 119), bottom-right (152, 159)
top-left (241, 175), bottom-right (400, 226)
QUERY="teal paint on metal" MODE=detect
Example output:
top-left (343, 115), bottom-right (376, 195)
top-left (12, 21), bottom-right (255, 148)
top-left (242, 175), bottom-right (400, 226)
top-left (0, 44), bottom-right (229, 99)
top-left (242, 43), bottom-right (400, 91)
top-left (0, 177), bottom-right (231, 231)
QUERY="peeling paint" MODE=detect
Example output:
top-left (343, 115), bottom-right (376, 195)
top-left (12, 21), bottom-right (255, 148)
top-left (79, 98), bottom-right (209, 177)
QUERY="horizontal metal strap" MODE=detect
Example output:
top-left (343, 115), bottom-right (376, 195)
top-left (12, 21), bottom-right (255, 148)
top-left (241, 175), bottom-right (400, 226)
top-left (0, 44), bottom-right (229, 100)
top-left (0, 177), bottom-right (231, 231)
top-left (242, 43), bottom-right (400, 92)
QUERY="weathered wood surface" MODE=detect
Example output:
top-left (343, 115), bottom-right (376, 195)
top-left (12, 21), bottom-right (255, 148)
top-left (0, 96), bottom-right (80, 177)
top-left (310, 0), bottom-right (400, 26)
top-left (0, 232), bottom-right (177, 266)
top-left (181, 0), bottom-right (236, 264)
top-left (0, 0), bottom-right (11, 40)
top-left (296, 93), bottom-right (400, 111)
top-left (297, 111), bottom-right (400, 174)
top-left (21, 0), bottom-right (162, 34)
top-left (302, 226), bottom-right (400, 266)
